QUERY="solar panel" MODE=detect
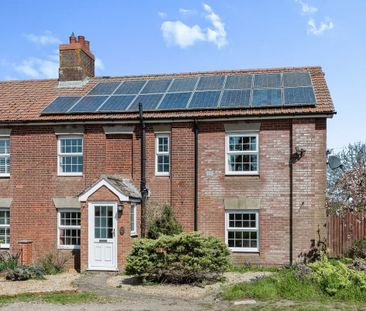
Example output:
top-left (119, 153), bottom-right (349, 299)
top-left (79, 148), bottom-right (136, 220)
top-left (42, 70), bottom-right (317, 115)
top-left (220, 90), bottom-right (250, 108)
top-left (254, 74), bottom-right (282, 88)
top-left (196, 75), bottom-right (225, 90)
top-left (225, 75), bottom-right (253, 89)
top-left (283, 72), bottom-right (311, 87)
top-left (141, 79), bottom-right (172, 94)
top-left (252, 89), bottom-right (282, 107)
top-left (88, 82), bottom-right (120, 95)
top-left (114, 80), bottom-right (146, 95)
top-left (284, 87), bottom-right (315, 105)
top-left (129, 94), bottom-right (164, 111)
top-left (188, 91), bottom-right (221, 108)
top-left (42, 97), bottom-right (81, 114)
top-left (168, 77), bottom-right (198, 92)
top-left (69, 96), bottom-right (109, 112)
top-left (98, 95), bottom-right (136, 112)
top-left (158, 92), bottom-right (191, 110)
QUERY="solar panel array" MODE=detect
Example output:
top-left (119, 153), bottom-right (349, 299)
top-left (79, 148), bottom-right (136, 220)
top-left (42, 71), bottom-right (316, 114)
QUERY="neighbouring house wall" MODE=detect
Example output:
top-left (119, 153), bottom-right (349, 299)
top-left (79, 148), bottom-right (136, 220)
top-left (2, 118), bottom-right (327, 268)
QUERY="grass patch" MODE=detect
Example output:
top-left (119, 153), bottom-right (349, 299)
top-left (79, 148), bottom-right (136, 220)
top-left (222, 267), bottom-right (366, 304)
top-left (0, 292), bottom-right (106, 305)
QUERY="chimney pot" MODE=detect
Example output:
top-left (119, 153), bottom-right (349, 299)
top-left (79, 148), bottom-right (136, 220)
top-left (84, 40), bottom-right (90, 50)
top-left (69, 34), bottom-right (76, 44)
top-left (78, 35), bottom-right (85, 44)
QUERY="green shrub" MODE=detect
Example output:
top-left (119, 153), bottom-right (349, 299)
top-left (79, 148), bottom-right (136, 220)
top-left (0, 252), bottom-right (19, 272)
top-left (125, 232), bottom-right (230, 284)
top-left (5, 266), bottom-right (45, 281)
top-left (309, 256), bottom-right (366, 295)
top-left (38, 251), bottom-right (70, 275)
top-left (147, 204), bottom-right (183, 239)
top-left (349, 236), bottom-right (366, 259)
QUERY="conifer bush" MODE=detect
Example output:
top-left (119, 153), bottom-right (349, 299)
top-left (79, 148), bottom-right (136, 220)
top-left (147, 204), bottom-right (183, 239)
top-left (125, 232), bottom-right (230, 284)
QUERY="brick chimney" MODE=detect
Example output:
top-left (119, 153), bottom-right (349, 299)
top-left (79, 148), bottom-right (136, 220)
top-left (59, 34), bottom-right (95, 81)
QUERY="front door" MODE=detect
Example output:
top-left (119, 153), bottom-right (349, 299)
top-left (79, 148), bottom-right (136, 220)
top-left (88, 202), bottom-right (118, 270)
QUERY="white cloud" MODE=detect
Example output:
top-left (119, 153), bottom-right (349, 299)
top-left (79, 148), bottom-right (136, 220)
top-left (24, 31), bottom-right (61, 46)
top-left (15, 56), bottom-right (58, 79)
top-left (158, 11), bottom-right (167, 19)
top-left (203, 3), bottom-right (227, 48)
top-left (296, 0), bottom-right (318, 14)
top-left (179, 8), bottom-right (197, 16)
top-left (161, 21), bottom-right (205, 48)
top-left (161, 3), bottom-right (227, 49)
top-left (95, 57), bottom-right (105, 71)
top-left (307, 18), bottom-right (334, 35)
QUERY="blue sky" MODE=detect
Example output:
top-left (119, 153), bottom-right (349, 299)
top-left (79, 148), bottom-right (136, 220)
top-left (0, 0), bottom-right (365, 151)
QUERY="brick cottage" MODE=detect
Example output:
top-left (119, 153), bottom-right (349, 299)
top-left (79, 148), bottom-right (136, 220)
top-left (0, 35), bottom-right (335, 271)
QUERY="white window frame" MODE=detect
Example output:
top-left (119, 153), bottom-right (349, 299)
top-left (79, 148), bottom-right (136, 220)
top-left (155, 134), bottom-right (170, 176)
top-left (57, 136), bottom-right (83, 176)
top-left (0, 208), bottom-right (10, 248)
top-left (130, 203), bottom-right (137, 236)
top-left (225, 210), bottom-right (259, 252)
top-left (225, 132), bottom-right (259, 175)
top-left (57, 209), bottom-right (81, 250)
top-left (0, 138), bottom-right (10, 177)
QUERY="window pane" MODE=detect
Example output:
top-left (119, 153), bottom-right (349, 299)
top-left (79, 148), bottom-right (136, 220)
top-left (60, 138), bottom-right (82, 154)
top-left (60, 156), bottom-right (83, 173)
top-left (228, 154), bottom-right (258, 172)
top-left (228, 213), bottom-right (256, 229)
top-left (229, 136), bottom-right (256, 151)
top-left (0, 140), bottom-right (9, 154)
top-left (131, 205), bottom-right (136, 233)
top-left (158, 137), bottom-right (169, 152)
top-left (157, 155), bottom-right (169, 172)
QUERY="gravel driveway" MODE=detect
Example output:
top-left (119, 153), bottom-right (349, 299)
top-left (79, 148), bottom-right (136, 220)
top-left (0, 271), bottom-right (270, 311)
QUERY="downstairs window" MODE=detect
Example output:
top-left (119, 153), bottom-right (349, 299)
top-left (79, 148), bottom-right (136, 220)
top-left (57, 209), bottom-right (81, 249)
top-left (0, 209), bottom-right (10, 248)
top-left (225, 210), bottom-right (259, 252)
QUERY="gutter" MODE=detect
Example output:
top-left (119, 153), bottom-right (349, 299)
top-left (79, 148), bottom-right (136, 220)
top-left (0, 112), bottom-right (336, 127)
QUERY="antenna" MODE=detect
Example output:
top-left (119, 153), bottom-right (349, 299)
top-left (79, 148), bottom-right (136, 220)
top-left (328, 155), bottom-right (343, 170)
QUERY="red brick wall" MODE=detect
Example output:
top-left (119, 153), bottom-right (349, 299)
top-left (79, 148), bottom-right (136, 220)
top-left (3, 118), bottom-right (327, 269)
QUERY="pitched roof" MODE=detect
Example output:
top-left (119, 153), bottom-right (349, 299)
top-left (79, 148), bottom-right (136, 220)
top-left (0, 66), bottom-right (335, 124)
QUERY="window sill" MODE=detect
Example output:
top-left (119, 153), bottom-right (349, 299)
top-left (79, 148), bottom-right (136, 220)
top-left (155, 173), bottom-right (170, 177)
top-left (0, 244), bottom-right (10, 249)
top-left (57, 174), bottom-right (83, 177)
top-left (225, 173), bottom-right (259, 176)
top-left (0, 174), bottom-right (10, 178)
top-left (130, 233), bottom-right (138, 237)
top-left (57, 246), bottom-right (80, 250)
top-left (229, 248), bottom-right (259, 253)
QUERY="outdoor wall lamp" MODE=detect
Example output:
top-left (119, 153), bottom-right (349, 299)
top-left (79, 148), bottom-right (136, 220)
top-left (117, 203), bottom-right (124, 212)
top-left (295, 146), bottom-right (306, 158)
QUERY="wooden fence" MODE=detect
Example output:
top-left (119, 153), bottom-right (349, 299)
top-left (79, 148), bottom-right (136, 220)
top-left (327, 212), bottom-right (366, 257)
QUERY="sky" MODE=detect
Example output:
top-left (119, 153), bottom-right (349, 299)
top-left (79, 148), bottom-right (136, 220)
top-left (0, 0), bottom-right (365, 151)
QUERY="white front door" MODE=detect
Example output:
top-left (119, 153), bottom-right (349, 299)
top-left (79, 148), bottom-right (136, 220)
top-left (88, 202), bottom-right (118, 271)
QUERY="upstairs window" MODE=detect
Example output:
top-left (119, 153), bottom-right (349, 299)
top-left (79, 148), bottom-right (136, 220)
top-left (0, 209), bottom-right (10, 248)
top-left (0, 138), bottom-right (10, 177)
top-left (155, 134), bottom-right (170, 176)
top-left (225, 210), bottom-right (259, 252)
top-left (58, 136), bottom-right (83, 176)
top-left (225, 133), bottom-right (259, 175)
top-left (57, 209), bottom-right (81, 249)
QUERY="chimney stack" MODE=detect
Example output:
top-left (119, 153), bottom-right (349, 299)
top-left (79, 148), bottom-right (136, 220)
top-left (58, 34), bottom-right (95, 82)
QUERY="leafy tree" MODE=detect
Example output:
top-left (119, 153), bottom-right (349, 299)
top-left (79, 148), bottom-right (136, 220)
top-left (147, 204), bottom-right (183, 239)
top-left (327, 142), bottom-right (366, 213)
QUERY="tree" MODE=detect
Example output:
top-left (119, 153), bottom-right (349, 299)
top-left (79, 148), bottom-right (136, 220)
top-left (327, 142), bottom-right (366, 213)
